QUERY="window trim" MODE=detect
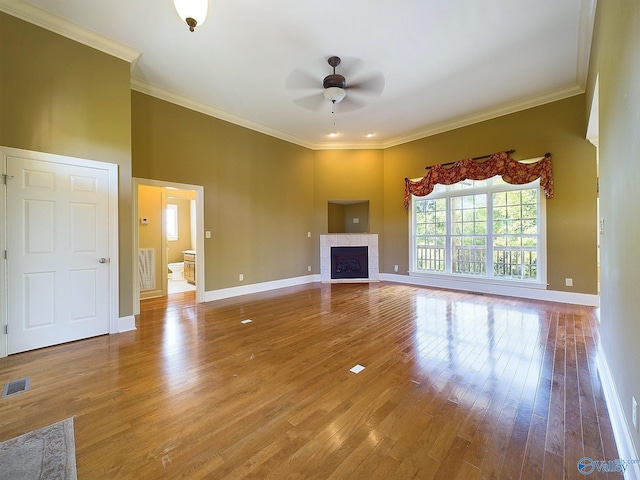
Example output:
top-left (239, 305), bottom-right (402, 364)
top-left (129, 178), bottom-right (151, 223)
top-left (408, 176), bottom-right (547, 289)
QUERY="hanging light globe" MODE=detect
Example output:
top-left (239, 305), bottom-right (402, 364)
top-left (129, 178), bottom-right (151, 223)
top-left (174, 0), bottom-right (208, 32)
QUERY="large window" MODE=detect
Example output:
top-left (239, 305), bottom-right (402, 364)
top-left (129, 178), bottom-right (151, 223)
top-left (411, 176), bottom-right (545, 286)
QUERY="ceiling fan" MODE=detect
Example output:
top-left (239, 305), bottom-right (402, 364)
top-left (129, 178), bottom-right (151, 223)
top-left (287, 56), bottom-right (385, 113)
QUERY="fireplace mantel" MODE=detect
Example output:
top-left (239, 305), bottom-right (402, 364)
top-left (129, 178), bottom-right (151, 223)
top-left (320, 234), bottom-right (379, 283)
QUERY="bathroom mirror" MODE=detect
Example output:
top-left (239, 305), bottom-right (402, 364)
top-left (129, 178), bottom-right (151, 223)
top-left (328, 200), bottom-right (369, 233)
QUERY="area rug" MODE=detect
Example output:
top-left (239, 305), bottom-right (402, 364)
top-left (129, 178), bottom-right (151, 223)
top-left (0, 417), bottom-right (77, 479)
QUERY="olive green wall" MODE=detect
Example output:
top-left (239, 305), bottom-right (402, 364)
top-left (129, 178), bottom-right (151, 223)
top-left (591, 0), bottom-right (640, 451)
top-left (0, 13), bottom-right (134, 317)
top-left (383, 95), bottom-right (598, 293)
top-left (132, 92), bottom-right (314, 290)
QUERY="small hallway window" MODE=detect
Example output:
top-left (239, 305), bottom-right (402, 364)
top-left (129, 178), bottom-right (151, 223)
top-left (166, 204), bottom-right (179, 241)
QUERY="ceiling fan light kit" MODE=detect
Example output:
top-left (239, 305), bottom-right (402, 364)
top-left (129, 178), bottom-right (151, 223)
top-left (323, 86), bottom-right (346, 104)
top-left (174, 0), bottom-right (208, 32)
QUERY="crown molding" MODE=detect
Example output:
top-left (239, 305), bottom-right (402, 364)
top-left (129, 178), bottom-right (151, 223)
top-left (133, 78), bottom-right (386, 151)
top-left (382, 84), bottom-right (585, 149)
top-left (134, 77), bottom-right (585, 151)
top-left (312, 141), bottom-right (385, 151)
top-left (131, 78), bottom-right (317, 150)
top-left (0, 0), bottom-right (140, 64)
top-left (576, 0), bottom-right (597, 90)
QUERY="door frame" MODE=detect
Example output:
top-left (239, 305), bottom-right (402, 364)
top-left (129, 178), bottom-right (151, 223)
top-left (132, 178), bottom-right (204, 314)
top-left (0, 146), bottom-right (120, 358)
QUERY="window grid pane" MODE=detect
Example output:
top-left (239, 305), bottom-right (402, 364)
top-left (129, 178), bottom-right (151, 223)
top-left (492, 188), bottom-right (538, 279)
top-left (414, 198), bottom-right (447, 272)
top-left (451, 194), bottom-right (487, 275)
top-left (493, 249), bottom-right (538, 279)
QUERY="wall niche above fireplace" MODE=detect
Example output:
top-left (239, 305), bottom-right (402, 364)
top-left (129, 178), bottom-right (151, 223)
top-left (328, 200), bottom-right (369, 233)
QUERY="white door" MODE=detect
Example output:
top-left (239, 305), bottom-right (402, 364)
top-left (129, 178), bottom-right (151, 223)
top-left (6, 156), bottom-right (111, 354)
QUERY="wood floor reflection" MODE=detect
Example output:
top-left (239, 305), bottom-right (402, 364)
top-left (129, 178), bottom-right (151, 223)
top-left (0, 283), bottom-right (622, 479)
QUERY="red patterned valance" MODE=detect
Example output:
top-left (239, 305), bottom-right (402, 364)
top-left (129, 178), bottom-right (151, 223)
top-left (404, 151), bottom-right (553, 209)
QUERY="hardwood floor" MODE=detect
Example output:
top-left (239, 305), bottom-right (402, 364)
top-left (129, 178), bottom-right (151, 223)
top-left (0, 282), bottom-right (623, 479)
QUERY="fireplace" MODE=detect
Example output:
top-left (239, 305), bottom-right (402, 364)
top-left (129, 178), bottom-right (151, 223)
top-left (331, 246), bottom-right (369, 279)
top-left (320, 234), bottom-right (379, 283)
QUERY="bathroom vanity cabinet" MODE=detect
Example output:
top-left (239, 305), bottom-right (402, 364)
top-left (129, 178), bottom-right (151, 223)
top-left (183, 251), bottom-right (196, 285)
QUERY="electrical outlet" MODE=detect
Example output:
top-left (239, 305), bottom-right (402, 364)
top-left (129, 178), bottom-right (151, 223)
top-left (565, 278), bottom-right (573, 287)
top-left (307, 231), bottom-right (311, 238)
top-left (239, 274), bottom-right (243, 281)
top-left (633, 397), bottom-right (638, 431)
top-left (205, 230), bottom-right (211, 238)
top-left (308, 266), bottom-right (311, 272)
top-left (394, 265), bottom-right (399, 273)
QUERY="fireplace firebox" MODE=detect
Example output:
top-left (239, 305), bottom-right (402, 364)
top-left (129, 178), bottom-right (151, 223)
top-left (331, 246), bottom-right (369, 279)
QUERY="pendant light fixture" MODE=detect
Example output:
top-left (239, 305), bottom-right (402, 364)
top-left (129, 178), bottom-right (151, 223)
top-left (174, 0), bottom-right (208, 32)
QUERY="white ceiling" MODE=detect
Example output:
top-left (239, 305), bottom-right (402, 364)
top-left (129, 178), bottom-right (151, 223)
top-left (2, 0), bottom-right (596, 150)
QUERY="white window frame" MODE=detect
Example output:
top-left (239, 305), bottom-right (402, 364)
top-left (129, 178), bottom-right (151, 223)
top-left (166, 204), bottom-right (179, 241)
top-left (409, 175), bottom-right (547, 289)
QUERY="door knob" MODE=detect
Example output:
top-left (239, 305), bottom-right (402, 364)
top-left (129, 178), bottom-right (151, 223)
top-left (99, 257), bottom-right (109, 263)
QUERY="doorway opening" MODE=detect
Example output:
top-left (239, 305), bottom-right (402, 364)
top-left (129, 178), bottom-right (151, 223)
top-left (133, 178), bottom-right (204, 315)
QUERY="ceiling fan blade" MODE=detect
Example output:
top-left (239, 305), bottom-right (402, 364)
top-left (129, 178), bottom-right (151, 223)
top-left (293, 93), bottom-right (326, 112)
top-left (347, 73), bottom-right (385, 96)
top-left (285, 68), bottom-right (322, 91)
top-left (340, 57), bottom-right (367, 79)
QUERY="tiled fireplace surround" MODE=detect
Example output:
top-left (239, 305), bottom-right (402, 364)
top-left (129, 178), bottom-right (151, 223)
top-left (320, 234), bottom-right (379, 283)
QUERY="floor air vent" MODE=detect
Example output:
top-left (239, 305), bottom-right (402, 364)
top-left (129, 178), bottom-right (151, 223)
top-left (2, 377), bottom-right (30, 398)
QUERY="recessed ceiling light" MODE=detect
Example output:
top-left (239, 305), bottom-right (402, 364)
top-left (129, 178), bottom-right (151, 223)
top-left (365, 133), bottom-right (375, 138)
top-left (328, 132), bottom-right (339, 137)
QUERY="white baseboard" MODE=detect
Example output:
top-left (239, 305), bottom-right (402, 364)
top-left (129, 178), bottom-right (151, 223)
top-left (199, 273), bottom-right (599, 307)
top-left (140, 289), bottom-right (163, 300)
top-left (597, 343), bottom-right (640, 479)
top-left (202, 275), bottom-right (319, 302)
top-left (117, 315), bottom-right (136, 333)
top-left (379, 273), bottom-right (600, 306)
